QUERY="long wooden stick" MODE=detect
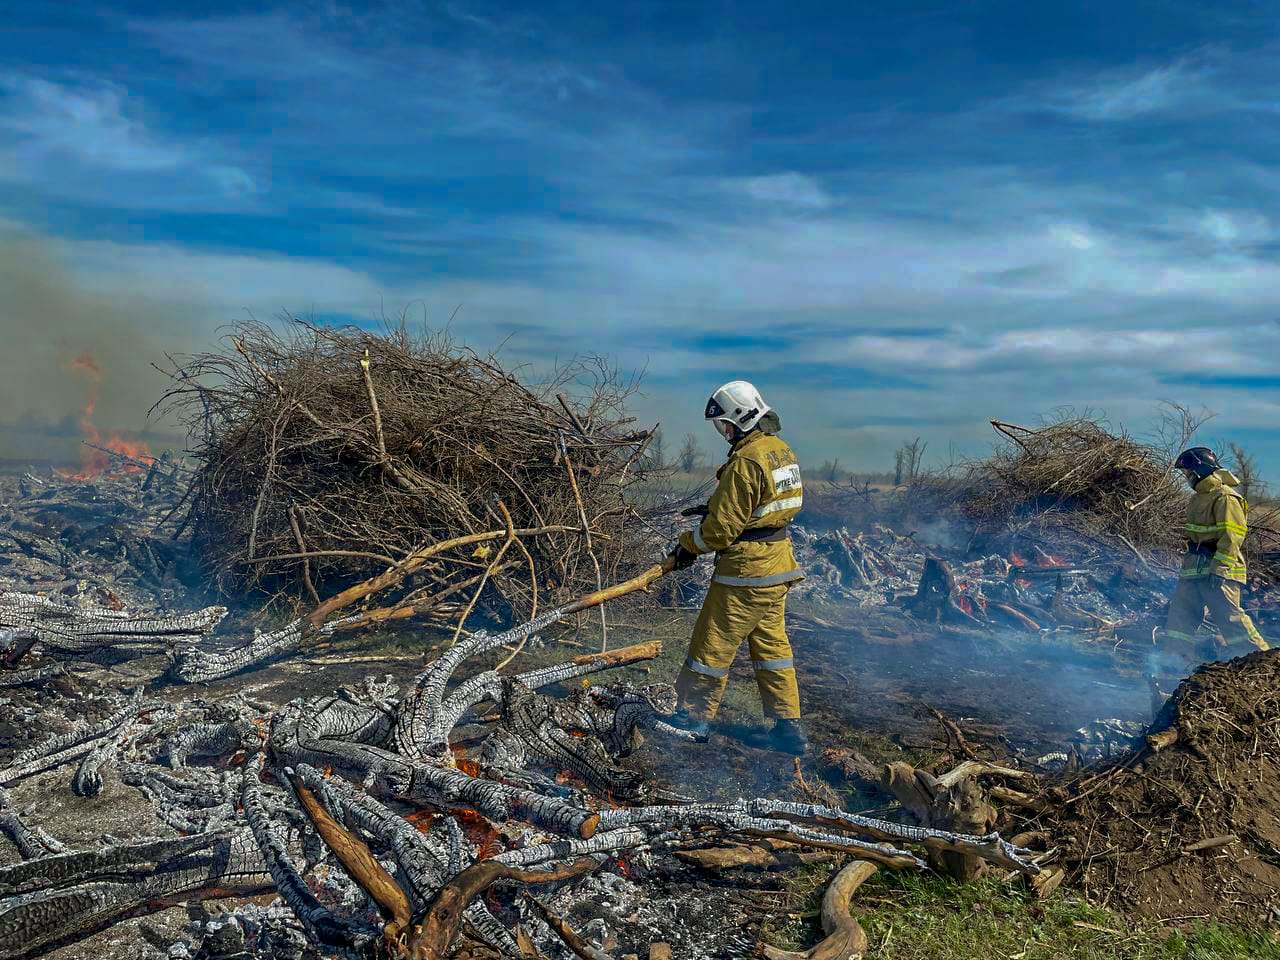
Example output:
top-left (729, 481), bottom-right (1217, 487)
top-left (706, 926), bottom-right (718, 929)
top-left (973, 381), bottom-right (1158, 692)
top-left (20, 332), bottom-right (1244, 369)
top-left (359, 348), bottom-right (390, 464)
top-left (408, 858), bottom-right (599, 959)
top-left (289, 777), bottom-right (414, 943)
top-left (288, 504), bottom-right (321, 606)
top-left (306, 524), bottom-right (579, 628)
top-left (561, 438), bottom-right (609, 651)
top-left (560, 557), bottom-right (675, 617)
top-left (495, 534), bottom-right (541, 670)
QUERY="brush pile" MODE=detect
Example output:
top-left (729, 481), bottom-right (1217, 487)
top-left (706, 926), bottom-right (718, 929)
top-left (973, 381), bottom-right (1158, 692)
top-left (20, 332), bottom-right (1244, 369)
top-left (160, 320), bottom-right (658, 619)
top-left (946, 416), bottom-right (1188, 556)
top-left (905, 413), bottom-right (1279, 582)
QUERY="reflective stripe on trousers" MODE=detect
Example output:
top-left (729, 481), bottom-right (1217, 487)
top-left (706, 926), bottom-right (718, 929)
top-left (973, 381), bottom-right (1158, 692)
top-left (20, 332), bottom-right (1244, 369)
top-left (712, 571), bottom-right (804, 587)
top-left (1165, 577), bottom-right (1268, 652)
top-left (683, 657), bottom-right (729, 678)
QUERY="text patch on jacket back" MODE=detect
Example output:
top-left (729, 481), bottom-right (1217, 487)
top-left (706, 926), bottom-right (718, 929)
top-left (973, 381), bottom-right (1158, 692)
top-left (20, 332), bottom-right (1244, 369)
top-left (772, 464), bottom-right (801, 493)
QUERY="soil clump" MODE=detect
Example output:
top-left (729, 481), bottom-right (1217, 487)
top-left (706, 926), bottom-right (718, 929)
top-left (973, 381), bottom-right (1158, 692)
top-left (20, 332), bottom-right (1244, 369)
top-left (1041, 650), bottom-right (1280, 925)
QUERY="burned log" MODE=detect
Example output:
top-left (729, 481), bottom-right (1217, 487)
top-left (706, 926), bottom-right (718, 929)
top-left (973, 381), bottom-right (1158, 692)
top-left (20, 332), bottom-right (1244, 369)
top-left (0, 557), bottom-right (1042, 960)
top-left (0, 831), bottom-right (274, 960)
top-left (0, 591), bottom-right (226, 669)
top-left (901, 557), bottom-right (982, 625)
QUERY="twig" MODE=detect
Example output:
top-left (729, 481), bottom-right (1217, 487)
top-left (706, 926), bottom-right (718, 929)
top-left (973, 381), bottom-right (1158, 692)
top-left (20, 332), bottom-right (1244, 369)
top-left (562, 435), bottom-right (608, 652)
top-left (306, 524), bottom-right (579, 628)
top-left (246, 549), bottom-right (402, 566)
top-left (526, 896), bottom-right (615, 960)
top-left (288, 504), bottom-right (321, 606)
top-left (496, 535), bottom-right (540, 671)
top-left (359, 347), bottom-right (390, 465)
top-left (449, 500), bottom-right (518, 647)
top-left (409, 858), bottom-right (600, 959)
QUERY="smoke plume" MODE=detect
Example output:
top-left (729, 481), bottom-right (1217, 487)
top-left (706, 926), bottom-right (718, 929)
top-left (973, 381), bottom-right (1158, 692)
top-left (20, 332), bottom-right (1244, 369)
top-left (0, 225), bottom-right (189, 464)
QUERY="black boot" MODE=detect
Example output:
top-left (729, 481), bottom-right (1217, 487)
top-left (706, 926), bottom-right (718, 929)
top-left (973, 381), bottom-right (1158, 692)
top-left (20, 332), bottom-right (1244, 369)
top-left (767, 718), bottom-right (809, 755)
top-left (667, 709), bottom-right (710, 743)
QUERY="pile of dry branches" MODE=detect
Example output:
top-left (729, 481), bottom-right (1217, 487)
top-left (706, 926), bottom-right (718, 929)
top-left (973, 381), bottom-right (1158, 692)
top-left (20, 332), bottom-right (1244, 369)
top-left (954, 415), bottom-right (1189, 554)
top-left (160, 320), bottom-right (657, 624)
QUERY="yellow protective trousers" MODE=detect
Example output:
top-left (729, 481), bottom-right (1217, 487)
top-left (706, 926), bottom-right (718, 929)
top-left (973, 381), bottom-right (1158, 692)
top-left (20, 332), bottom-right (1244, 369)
top-left (1165, 576), bottom-right (1268, 655)
top-left (674, 581), bottom-right (801, 722)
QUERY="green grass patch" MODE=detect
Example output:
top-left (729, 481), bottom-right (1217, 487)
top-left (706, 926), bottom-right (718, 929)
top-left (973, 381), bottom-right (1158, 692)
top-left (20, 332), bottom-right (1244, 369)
top-left (764, 868), bottom-right (1280, 960)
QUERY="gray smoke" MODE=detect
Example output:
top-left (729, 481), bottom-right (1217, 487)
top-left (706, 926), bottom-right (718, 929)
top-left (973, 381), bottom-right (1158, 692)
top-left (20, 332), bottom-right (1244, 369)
top-left (0, 226), bottom-right (190, 462)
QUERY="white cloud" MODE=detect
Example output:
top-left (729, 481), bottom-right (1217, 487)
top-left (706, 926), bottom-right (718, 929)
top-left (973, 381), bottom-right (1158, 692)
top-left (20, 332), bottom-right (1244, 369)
top-left (1048, 223), bottom-right (1097, 251)
top-left (735, 173), bottom-right (832, 209)
top-left (0, 73), bottom-right (256, 207)
top-left (1194, 209), bottom-right (1272, 247)
top-left (1051, 57), bottom-right (1209, 121)
top-left (0, 74), bottom-right (186, 171)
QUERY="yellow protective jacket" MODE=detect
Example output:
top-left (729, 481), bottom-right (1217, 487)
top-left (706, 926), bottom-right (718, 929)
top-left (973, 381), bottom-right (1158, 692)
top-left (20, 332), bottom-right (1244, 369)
top-left (1181, 469), bottom-right (1249, 583)
top-left (678, 425), bottom-right (804, 587)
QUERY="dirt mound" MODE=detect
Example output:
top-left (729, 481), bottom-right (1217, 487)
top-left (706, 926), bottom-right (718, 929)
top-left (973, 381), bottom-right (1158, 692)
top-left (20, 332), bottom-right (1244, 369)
top-left (1046, 650), bottom-right (1280, 925)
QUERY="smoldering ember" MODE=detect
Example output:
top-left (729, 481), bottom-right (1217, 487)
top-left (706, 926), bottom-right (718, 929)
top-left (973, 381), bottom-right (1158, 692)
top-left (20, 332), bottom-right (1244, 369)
top-left (2, 324), bottom-right (1279, 960)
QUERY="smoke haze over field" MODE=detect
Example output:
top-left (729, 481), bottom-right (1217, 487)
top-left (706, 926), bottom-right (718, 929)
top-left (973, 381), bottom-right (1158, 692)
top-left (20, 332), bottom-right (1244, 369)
top-left (0, 227), bottom-right (188, 462)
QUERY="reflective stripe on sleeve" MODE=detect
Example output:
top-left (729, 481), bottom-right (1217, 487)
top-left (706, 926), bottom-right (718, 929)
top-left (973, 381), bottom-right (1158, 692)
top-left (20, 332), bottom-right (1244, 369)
top-left (692, 524), bottom-right (710, 554)
top-left (1187, 522), bottom-right (1248, 535)
top-left (752, 657), bottom-right (794, 672)
top-left (751, 496), bottom-right (803, 519)
top-left (712, 571), bottom-right (804, 587)
top-left (683, 657), bottom-right (730, 679)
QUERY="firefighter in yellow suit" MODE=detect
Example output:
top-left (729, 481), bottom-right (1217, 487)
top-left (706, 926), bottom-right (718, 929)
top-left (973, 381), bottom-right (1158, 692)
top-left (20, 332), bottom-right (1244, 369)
top-left (666, 380), bottom-right (808, 754)
top-left (1165, 447), bottom-right (1268, 660)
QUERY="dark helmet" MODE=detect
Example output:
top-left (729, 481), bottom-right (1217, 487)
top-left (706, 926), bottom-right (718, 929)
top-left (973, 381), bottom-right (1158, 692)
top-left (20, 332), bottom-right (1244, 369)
top-left (1174, 447), bottom-right (1220, 481)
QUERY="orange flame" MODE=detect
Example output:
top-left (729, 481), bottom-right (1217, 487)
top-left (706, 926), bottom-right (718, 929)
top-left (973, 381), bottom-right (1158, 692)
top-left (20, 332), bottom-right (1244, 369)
top-left (404, 809), bottom-right (437, 833)
top-left (57, 351), bottom-right (155, 479)
top-left (450, 744), bottom-right (482, 777)
top-left (1008, 551), bottom-right (1026, 568)
top-left (614, 854), bottom-right (636, 880)
top-left (453, 808), bottom-right (503, 860)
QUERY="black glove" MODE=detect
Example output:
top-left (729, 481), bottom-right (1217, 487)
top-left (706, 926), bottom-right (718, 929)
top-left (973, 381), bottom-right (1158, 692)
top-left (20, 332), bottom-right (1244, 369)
top-left (680, 504), bottom-right (710, 518)
top-left (668, 544), bottom-right (698, 570)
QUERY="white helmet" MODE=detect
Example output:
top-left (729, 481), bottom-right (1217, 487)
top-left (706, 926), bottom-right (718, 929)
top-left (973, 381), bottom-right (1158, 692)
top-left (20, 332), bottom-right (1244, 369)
top-left (705, 380), bottom-right (770, 440)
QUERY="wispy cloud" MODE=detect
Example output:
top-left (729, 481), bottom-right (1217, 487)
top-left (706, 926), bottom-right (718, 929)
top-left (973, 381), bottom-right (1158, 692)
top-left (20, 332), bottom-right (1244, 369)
top-left (1047, 55), bottom-right (1212, 121)
top-left (0, 75), bottom-right (186, 171)
top-left (734, 173), bottom-right (833, 209)
top-left (0, 73), bottom-right (257, 208)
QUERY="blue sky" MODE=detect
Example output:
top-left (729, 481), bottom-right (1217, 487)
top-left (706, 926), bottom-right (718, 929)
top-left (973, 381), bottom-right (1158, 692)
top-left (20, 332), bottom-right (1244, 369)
top-left (1, 0), bottom-right (1278, 476)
